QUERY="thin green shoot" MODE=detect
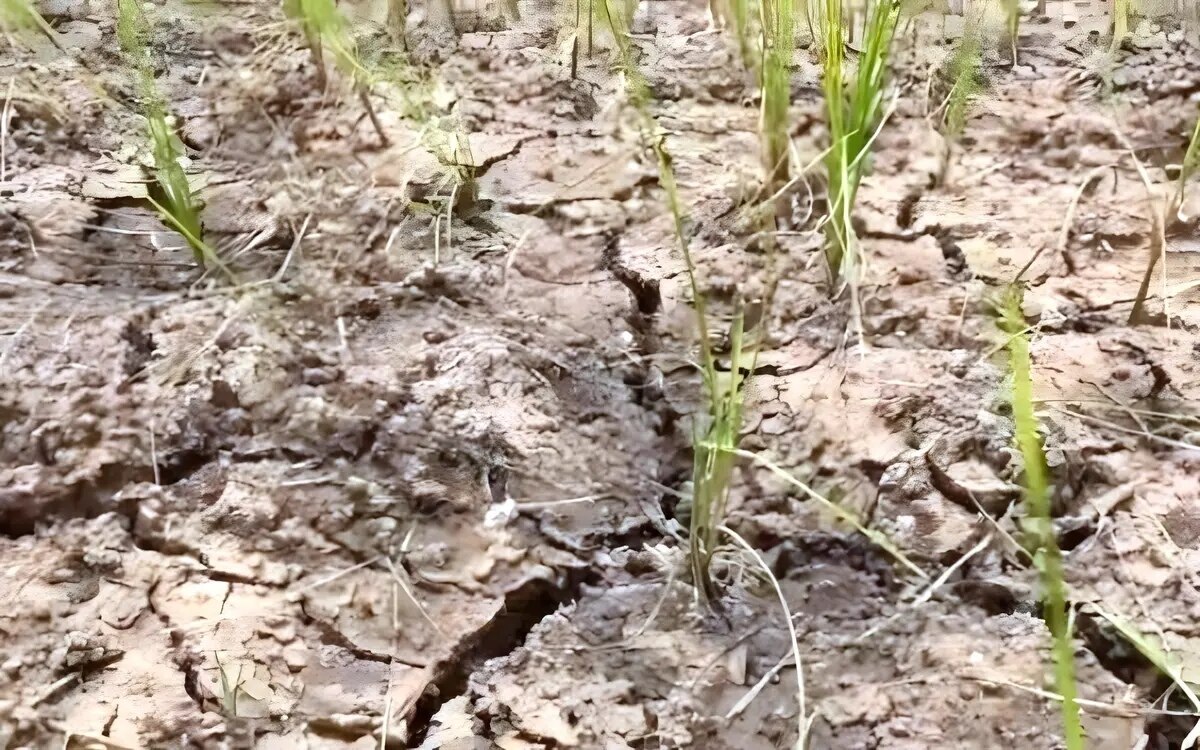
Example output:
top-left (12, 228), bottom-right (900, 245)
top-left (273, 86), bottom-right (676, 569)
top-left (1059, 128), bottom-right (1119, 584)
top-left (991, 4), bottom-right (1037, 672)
top-left (689, 307), bottom-right (747, 603)
top-left (283, 0), bottom-right (388, 145)
top-left (760, 0), bottom-right (796, 197)
top-left (116, 0), bottom-right (230, 277)
top-left (214, 653), bottom-right (242, 717)
top-left (0, 0), bottom-right (61, 48)
top-left (943, 19), bottom-right (981, 151)
top-left (821, 0), bottom-right (901, 289)
top-left (146, 109), bottom-right (230, 275)
top-left (729, 0), bottom-right (755, 71)
top-left (998, 286), bottom-right (1083, 750)
top-left (1174, 113), bottom-right (1200, 209)
top-left (934, 15), bottom-right (982, 186)
top-left (116, 0), bottom-right (148, 61)
top-left (599, 0), bottom-right (743, 605)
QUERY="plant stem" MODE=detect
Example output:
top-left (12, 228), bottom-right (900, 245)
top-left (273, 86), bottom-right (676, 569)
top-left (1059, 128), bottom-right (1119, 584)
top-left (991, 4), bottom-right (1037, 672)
top-left (1000, 286), bottom-right (1084, 750)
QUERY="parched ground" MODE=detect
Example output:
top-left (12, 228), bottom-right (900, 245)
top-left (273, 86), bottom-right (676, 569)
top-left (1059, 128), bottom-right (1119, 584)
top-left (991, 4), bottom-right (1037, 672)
top-left (1, 0), bottom-right (1199, 748)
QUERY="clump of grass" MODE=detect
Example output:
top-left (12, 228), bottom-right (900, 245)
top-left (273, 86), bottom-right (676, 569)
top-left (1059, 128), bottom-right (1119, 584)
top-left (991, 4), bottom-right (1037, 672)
top-left (601, 0), bottom-right (919, 612)
top-left (998, 285), bottom-right (1084, 750)
top-left (689, 308), bottom-right (749, 604)
top-left (214, 653), bottom-right (243, 717)
top-left (597, 0), bottom-right (738, 604)
top-left (116, 0), bottom-right (229, 276)
top-left (145, 106), bottom-right (229, 274)
top-left (821, 0), bottom-right (900, 294)
top-left (0, 0), bottom-right (61, 48)
top-left (760, 0), bottom-right (796, 198)
top-left (729, 0), bottom-right (756, 70)
top-left (283, 0), bottom-right (389, 145)
top-left (935, 16), bottom-right (982, 186)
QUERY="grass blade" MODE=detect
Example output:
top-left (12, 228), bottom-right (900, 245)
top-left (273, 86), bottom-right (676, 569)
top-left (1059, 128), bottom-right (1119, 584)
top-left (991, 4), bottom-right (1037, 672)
top-left (1088, 605), bottom-right (1200, 746)
top-left (0, 0), bottom-right (61, 48)
top-left (999, 285), bottom-right (1083, 750)
top-left (117, 0), bottom-right (231, 278)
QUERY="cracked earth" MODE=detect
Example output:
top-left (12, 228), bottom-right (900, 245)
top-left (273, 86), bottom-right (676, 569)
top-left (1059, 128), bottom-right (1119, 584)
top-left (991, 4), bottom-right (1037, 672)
top-left (2, 0), bottom-right (1200, 748)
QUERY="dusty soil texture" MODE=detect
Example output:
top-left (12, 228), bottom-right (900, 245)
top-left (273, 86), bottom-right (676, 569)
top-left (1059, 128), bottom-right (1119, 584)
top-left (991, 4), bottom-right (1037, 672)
top-left (2, 0), bottom-right (1199, 747)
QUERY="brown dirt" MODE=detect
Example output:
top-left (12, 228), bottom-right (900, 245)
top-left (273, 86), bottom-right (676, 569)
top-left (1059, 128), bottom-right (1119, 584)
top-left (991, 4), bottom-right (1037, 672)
top-left (1, 0), bottom-right (1198, 748)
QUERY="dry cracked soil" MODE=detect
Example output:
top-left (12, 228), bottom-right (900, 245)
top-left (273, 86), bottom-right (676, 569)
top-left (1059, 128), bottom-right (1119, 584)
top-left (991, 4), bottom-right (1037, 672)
top-left (2, 0), bottom-right (1200, 748)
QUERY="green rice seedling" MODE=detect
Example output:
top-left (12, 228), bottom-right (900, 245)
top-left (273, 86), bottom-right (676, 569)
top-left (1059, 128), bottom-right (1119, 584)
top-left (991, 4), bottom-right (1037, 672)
top-left (689, 308), bottom-right (748, 604)
top-left (821, 0), bottom-right (900, 292)
top-left (935, 15), bottom-right (982, 185)
top-left (598, 0), bottom-right (739, 604)
top-left (116, 0), bottom-right (148, 60)
top-left (760, 0), bottom-right (796, 198)
top-left (1174, 112), bottom-right (1200, 208)
top-left (283, 0), bottom-right (389, 145)
top-left (145, 106), bottom-right (229, 275)
top-left (0, 0), bottom-right (61, 48)
top-left (732, 0), bottom-right (753, 66)
top-left (116, 0), bottom-right (229, 276)
top-left (998, 286), bottom-right (1084, 750)
top-left (214, 653), bottom-right (242, 717)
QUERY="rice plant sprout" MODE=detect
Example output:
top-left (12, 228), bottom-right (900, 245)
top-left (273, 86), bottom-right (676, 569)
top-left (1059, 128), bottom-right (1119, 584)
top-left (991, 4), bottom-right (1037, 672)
top-left (821, 0), bottom-right (900, 298)
top-left (116, 0), bottom-right (230, 276)
top-left (729, 0), bottom-right (755, 70)
top-left (935, 14), bottom-right (982, 186)
top-left (761, 0), bottom-right (796, 199)
top-left (998, 286), bottom-right (1084, 750)
top-left (0, 0), bottom-right (61, 48)
top-left (1174, 112), bottom-right (1200, 210)
top-left (283, 0), bottom-right (389, 146)
top-left (596, 0), bottom-right (738, 605)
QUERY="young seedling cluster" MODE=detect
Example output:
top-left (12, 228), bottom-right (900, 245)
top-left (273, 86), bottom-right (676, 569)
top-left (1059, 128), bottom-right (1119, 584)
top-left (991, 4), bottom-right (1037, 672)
top-left (821, 0), bottom-right (901, 295)
top-left (1002, 0), bottom-right (1019, 63)
top-left (761, 0), bottom-right (796, 198)
top-left (116, 0), bottom-right (229, 276)
top-left (936, 15), bottom-right (982, 185)
top-left (596, 0), bottom-right (742, 605)
top-left (1175, 112), bottom-right (1200, 208)
top-left (283, 0), bottom-right (389, 145)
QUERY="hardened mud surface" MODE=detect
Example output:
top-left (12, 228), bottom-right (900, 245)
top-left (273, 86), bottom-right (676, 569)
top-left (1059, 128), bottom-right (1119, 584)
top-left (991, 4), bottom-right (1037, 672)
top-left (1, 0), bottom-right (1198, 747)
